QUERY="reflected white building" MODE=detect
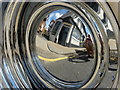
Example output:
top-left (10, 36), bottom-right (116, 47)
top-left (48, 12), bottom-right (87, 48)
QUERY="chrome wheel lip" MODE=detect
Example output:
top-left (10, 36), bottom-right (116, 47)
top-left (99, 2), bottom-right (120, 88)
top-left (1, 1), bottom-right (119, 89)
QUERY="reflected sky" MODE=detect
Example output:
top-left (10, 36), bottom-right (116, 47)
top-left (45, 9), bottom-right (68, 29)
top-left (45, 9), bottom-right (91, 36)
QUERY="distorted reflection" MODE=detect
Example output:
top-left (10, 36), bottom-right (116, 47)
top-left (36, 9), bottom-right (96, 82)
top-left (108, 29), bottom-right (118, 71)
top-left (89, 2), bottom-right (118, 65)
top-left (37, 18), bottom-right (47, 35)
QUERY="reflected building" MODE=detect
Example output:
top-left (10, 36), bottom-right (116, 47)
top-left (48, 12), bottom-right (87, 48)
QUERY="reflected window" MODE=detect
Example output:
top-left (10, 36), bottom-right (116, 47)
top-left (70, 27), bottom-right (82, 47)
top-left (72, 27), bottom-right (81, 40)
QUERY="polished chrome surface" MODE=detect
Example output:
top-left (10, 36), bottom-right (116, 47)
top-left (0, 1), bottom-right (119, 89)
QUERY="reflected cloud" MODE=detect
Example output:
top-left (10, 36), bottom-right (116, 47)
top-left (46, 9), bottom-right (68, 29)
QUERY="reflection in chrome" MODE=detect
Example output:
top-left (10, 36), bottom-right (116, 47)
top-left (1, 1), bottom-right (119, 89)
top-left (36, 10), bottom-right (95, 83)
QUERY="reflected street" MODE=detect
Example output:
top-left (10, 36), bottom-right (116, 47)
top-left (36, 33), bottom-right (95, 82)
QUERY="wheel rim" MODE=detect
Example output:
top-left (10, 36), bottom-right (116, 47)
top-left (2, 1), bottom-right (119, 89)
